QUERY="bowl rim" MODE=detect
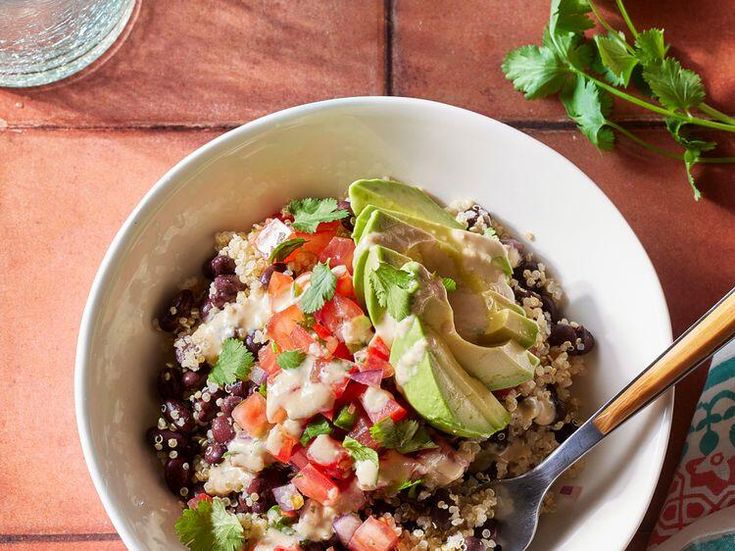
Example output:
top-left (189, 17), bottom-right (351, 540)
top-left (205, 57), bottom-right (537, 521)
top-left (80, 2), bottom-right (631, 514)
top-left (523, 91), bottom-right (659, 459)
top-left (74, 95), bottom-right (673, 550)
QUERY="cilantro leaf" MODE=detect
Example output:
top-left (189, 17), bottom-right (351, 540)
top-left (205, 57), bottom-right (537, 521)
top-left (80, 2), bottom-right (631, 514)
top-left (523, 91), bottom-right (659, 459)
top-left (300, 260), bottom-right (337, 314)
top-left (176, 498), bottom-right (244, 551)
top-left (594, 32), bottom-right (638, 87)
top-left (441, 277), bottom-right (457, 292)
top-left (549, 0), bottom-right (593, 37)
top-left (269, 237), bottom-right (305, 262)
top-left (258, 382), bottom-right (267, 397)
top-left (343, 436), bottom-right (379, 466)
top-left (369, 418), bottom-right (437, 454)
top-left (397, 479), bottom-right (423, 492)
top-left (643, 58), bottom-right (705, 112)
top-left (288, 197), bottom-right (349, 233)
top-left (369, 262), bottom-right (419, 321)
top-left (501, 44), bottom-right (570, 100)
top-left (561, 76), bottom-right (615, 150)
top-left (277, 350), bottom-right (306, 370)
top-left (665, 119), bottom-right (717, 152)
top-left (634, 29), bottom-right (668, 66)
top-left (300, 417), bottom-right (333, 446)
top-left (208, 339), bottom-right (254, 386)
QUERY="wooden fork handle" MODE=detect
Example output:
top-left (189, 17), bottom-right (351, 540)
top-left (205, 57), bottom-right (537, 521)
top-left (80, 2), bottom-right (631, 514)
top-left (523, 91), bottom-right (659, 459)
top-left (593, 287), bottom-right (735, 435)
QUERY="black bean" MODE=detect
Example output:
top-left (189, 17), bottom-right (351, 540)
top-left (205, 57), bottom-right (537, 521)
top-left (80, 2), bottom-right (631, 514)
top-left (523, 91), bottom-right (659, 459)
top-left (159, 289), bottom-right (194, 332)
top-left (200, 298), bottom-right (214, 320)
top-left (554, 422), bottom-right (578, 444)
top-left (182, 368), bottom-right (208, 390)
top-left (489, 427), bottom-right (509, 447)
top-left (243, 332), bottom-right (263, 357)
top-left (422, 488), bottom-right (453, 530)
top-left (147, 427), bottom-right (190, 454)
top-left (512, 260), bottom-right (541, 289)
top-left (464, 537), bottom-right (485, 551)
top-left (241, 468), bottom-right (289, 513)
top-left (224, 380), bottom-right (250, 398)
top-left (463, 204), bottom-right (492, 230)
top-left (259, 262), bottom-right (287, 287)
top-left (337, 199), bottom-right (355, 231)
top-left (211, 255), bottom-right (236, 277)
top-left (474, 518), bottom-right (498, 540)
top-left (548, 323), bottom-right (578, 347)
top-left (164, 457), bottom-right (191, 496)
top-left (157, 366), bottom-right (182, 399)
top-left (220, 395), bottom-right (243, 416)
top-left (193, 397), bottom-right (218, 423)
top-left (573, 326), bottom-right (595, 355)
top-left (212, 415), bottom-right (235, 443)
top-left (539, 292), bottom-right (559, 323)
top-left (210, 275), bottom-right (244, 308)
top-left (162, 399), bottom-right (195, 433)
top-left (204, 441), bottom-right (227, 464)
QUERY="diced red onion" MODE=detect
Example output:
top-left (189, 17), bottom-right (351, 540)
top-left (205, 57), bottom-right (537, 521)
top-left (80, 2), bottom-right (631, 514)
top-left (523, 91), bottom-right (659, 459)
top-left (272, 483), bottom-right (303, 512)
top-left (249, 365), bottom-right (268, 385)
top-left (333, 513), bottom-right (362, 545)
top-left (349, 369), bottom-right (383, 387)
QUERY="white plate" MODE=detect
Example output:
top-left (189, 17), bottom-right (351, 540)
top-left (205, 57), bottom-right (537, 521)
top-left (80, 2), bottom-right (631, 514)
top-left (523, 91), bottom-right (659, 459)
top-left (75, 97), bottom-right (673, 550)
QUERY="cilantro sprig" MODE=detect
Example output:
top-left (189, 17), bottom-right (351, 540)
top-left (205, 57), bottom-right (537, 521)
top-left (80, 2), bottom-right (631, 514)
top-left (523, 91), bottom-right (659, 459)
top-left (343, 436), bottom-right (379, 467)
top-left (369, 262), bottom-right (420, 321)
top-left (175, 498), bottom-right (245, 551)
top-left (287, 197), bottom-right (349, 233)
top-left (269, 237), bottom-right (305, 262)
top-left (369, 418), bottom-right (437, 454)
top-left (277, 350), bottom-right (306, 370)
top-left (502, 0), bottom-right (735, 200)
top-left (300, 417), bottom-right (333, 446)
top-left (300, 260), bottom-right (337, 314)
top-left (208, 338), bottom-right (254, 386)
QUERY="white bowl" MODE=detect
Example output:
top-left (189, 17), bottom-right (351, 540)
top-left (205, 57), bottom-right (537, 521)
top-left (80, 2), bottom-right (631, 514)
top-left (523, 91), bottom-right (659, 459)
top-left (75, 97), bottom-right (673, 550)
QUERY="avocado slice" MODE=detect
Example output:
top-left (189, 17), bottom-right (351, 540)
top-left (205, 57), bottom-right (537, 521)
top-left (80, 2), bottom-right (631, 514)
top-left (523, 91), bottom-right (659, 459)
top-left (353, 208), bottom-right (514, 313)
top-left (349, 178), bottom-right (464, 230)
top-left (363, 245), bottom-right (538, 390)
top-left (479, 307), bottom-right (539, 349)
top-left (390, 315), bottom-right (510, 438)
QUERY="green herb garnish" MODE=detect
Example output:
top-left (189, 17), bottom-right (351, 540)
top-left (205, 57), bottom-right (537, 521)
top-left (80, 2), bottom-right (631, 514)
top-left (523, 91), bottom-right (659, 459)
top-left (208, 338), bottom-right (254, 386)
top-left (501, 0), bottom-right (735, 200)
top-left (343, 436), bottom-right (379, 467)
top-left (334, 404), bottom-right (358, 430)
top-left (175, 498), bottom-right (244, 551)
top-left (300, 260), bottom-right (337, 314)
top-left (369, 418), bottom-right (437, 454)
top-left (288, 197), bottom-right (349, 233)
top-left (276, 350), bottom-right (306, 370)
top-left (441, 277), bottom-right (457, 292)
top-left (300, 417), bottom-right (333, 446)
top-left (369, 262), bottom-right (419, 321)
top-left (269, 237), bottom-right (306, 262)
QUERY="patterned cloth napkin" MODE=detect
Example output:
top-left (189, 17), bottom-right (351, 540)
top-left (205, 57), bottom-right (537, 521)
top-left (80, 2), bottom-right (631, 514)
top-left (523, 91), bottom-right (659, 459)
top-left (649, 339), bottom-right (735, 548)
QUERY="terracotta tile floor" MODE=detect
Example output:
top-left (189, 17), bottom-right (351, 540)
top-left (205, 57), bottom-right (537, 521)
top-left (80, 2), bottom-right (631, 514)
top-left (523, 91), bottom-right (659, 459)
top-left (0, 1), bottom-right (733, 548)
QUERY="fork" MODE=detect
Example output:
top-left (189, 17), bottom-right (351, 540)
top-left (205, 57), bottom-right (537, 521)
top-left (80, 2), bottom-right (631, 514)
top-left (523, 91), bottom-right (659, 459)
top-left (482, 287), bottom-right (735, 551)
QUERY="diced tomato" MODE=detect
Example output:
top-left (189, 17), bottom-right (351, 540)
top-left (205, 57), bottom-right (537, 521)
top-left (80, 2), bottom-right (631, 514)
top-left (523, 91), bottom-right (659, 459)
top-left (362, 352), bottom-right (394, 378)
top-left (313, 321), bottom-right (332, 340)
top-left (322, 409), bottom-right (334, 421)
top-left (274, 546), bottom-right (301, 551)
top-left (319, 237), bottom-right (356, 273)
top-left (292, 463), bottom-right (341, 505)
top-left (360, 388), bottom-right (407, 424)
top-left (186, 492), bottom-right (212, 509)
top-left (349, 516), bottom-right (399, 551)
top-left (313, 359), bottom-right (354, 400)
top-left (367, 336), bottom-right (390, 360)
top-left (285, 221), bottom-right (340, 264)
top-left (347, 413), bottom-right (380, 450)
top-left (336, 272), bottom-right (355, 297)
top-left (268, 271), bottom-right (294, 300)
top-left (289, 447), bottom-right (310, 470)
top-left (316, 295), bottom-right (365, 341)
top-left (266, 425), bottom-right (298, 463)
top-left (307, 435), bottom-right (353, 479)
top-left (334, 477), bottom-right (367, 513)
top-left (232, 393), bottom-right (270, 438)
top-left (258, 345), bottom-right (280, 379)
top-left (268, 305), bottom-right (315, 352)
top-left (339, 382), bottom-right (367, 407)
top-left (333, 341), bottom-right (353, 360)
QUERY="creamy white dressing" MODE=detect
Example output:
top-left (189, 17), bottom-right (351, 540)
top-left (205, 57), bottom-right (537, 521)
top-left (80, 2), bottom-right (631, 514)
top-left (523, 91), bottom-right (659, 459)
top-left (266, 356), bottom-right (335, 421)
top-left (355, 459), bottom-right (379, 490)
top-left (415, 448), bottom-right (468, 488)
top-left (295, 500), bottom-right (338, 541)
top-left (282, 418), bottom-right (305, 437)
top-left (253, 528), bottom-right (300, 551)
top-left (265, 425), bottom-right (286, 456)
top-left (394, 336), bottom-right (426, 385)
top-left (307, 434), bottom-right (340, 465)
top-left (191, 289), bottom-right (271, 362)
top-left (339, 315), bottom-right (373, 351)
top-left (361, 386), bottom-right (389, 412)
top-left (227, 436), bottom-right (272, 473)
top-left (204, 460), bottom-right (256, 496)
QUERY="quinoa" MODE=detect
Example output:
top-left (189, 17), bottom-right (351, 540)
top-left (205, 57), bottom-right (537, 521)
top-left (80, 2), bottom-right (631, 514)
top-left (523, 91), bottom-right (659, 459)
top-left (148, 196), bottom-right (591, 551)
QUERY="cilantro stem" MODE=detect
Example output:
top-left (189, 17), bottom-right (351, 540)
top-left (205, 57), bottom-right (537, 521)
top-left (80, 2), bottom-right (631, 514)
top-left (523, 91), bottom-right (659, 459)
top-left (607, 120), bottom-right (735, 164)
top-left (699, 104), bottom-right (735, 126)
top-left (588, 0), bottom-right (620, 37)
top-left (615, 0), bottom-right (638, 38)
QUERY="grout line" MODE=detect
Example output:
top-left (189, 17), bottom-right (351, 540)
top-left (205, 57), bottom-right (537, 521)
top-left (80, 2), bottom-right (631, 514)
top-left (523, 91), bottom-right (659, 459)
top-left (0, 118), bottom-right (671, 133)
top-left (384, 0), bottom-right (394, 96)
top-left (0, 533), bottom-right (120, 544)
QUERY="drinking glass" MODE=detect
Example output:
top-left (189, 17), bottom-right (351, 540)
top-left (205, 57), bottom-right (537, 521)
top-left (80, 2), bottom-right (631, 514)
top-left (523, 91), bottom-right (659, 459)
top-left (0, 0), bottom-right (135, 88)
